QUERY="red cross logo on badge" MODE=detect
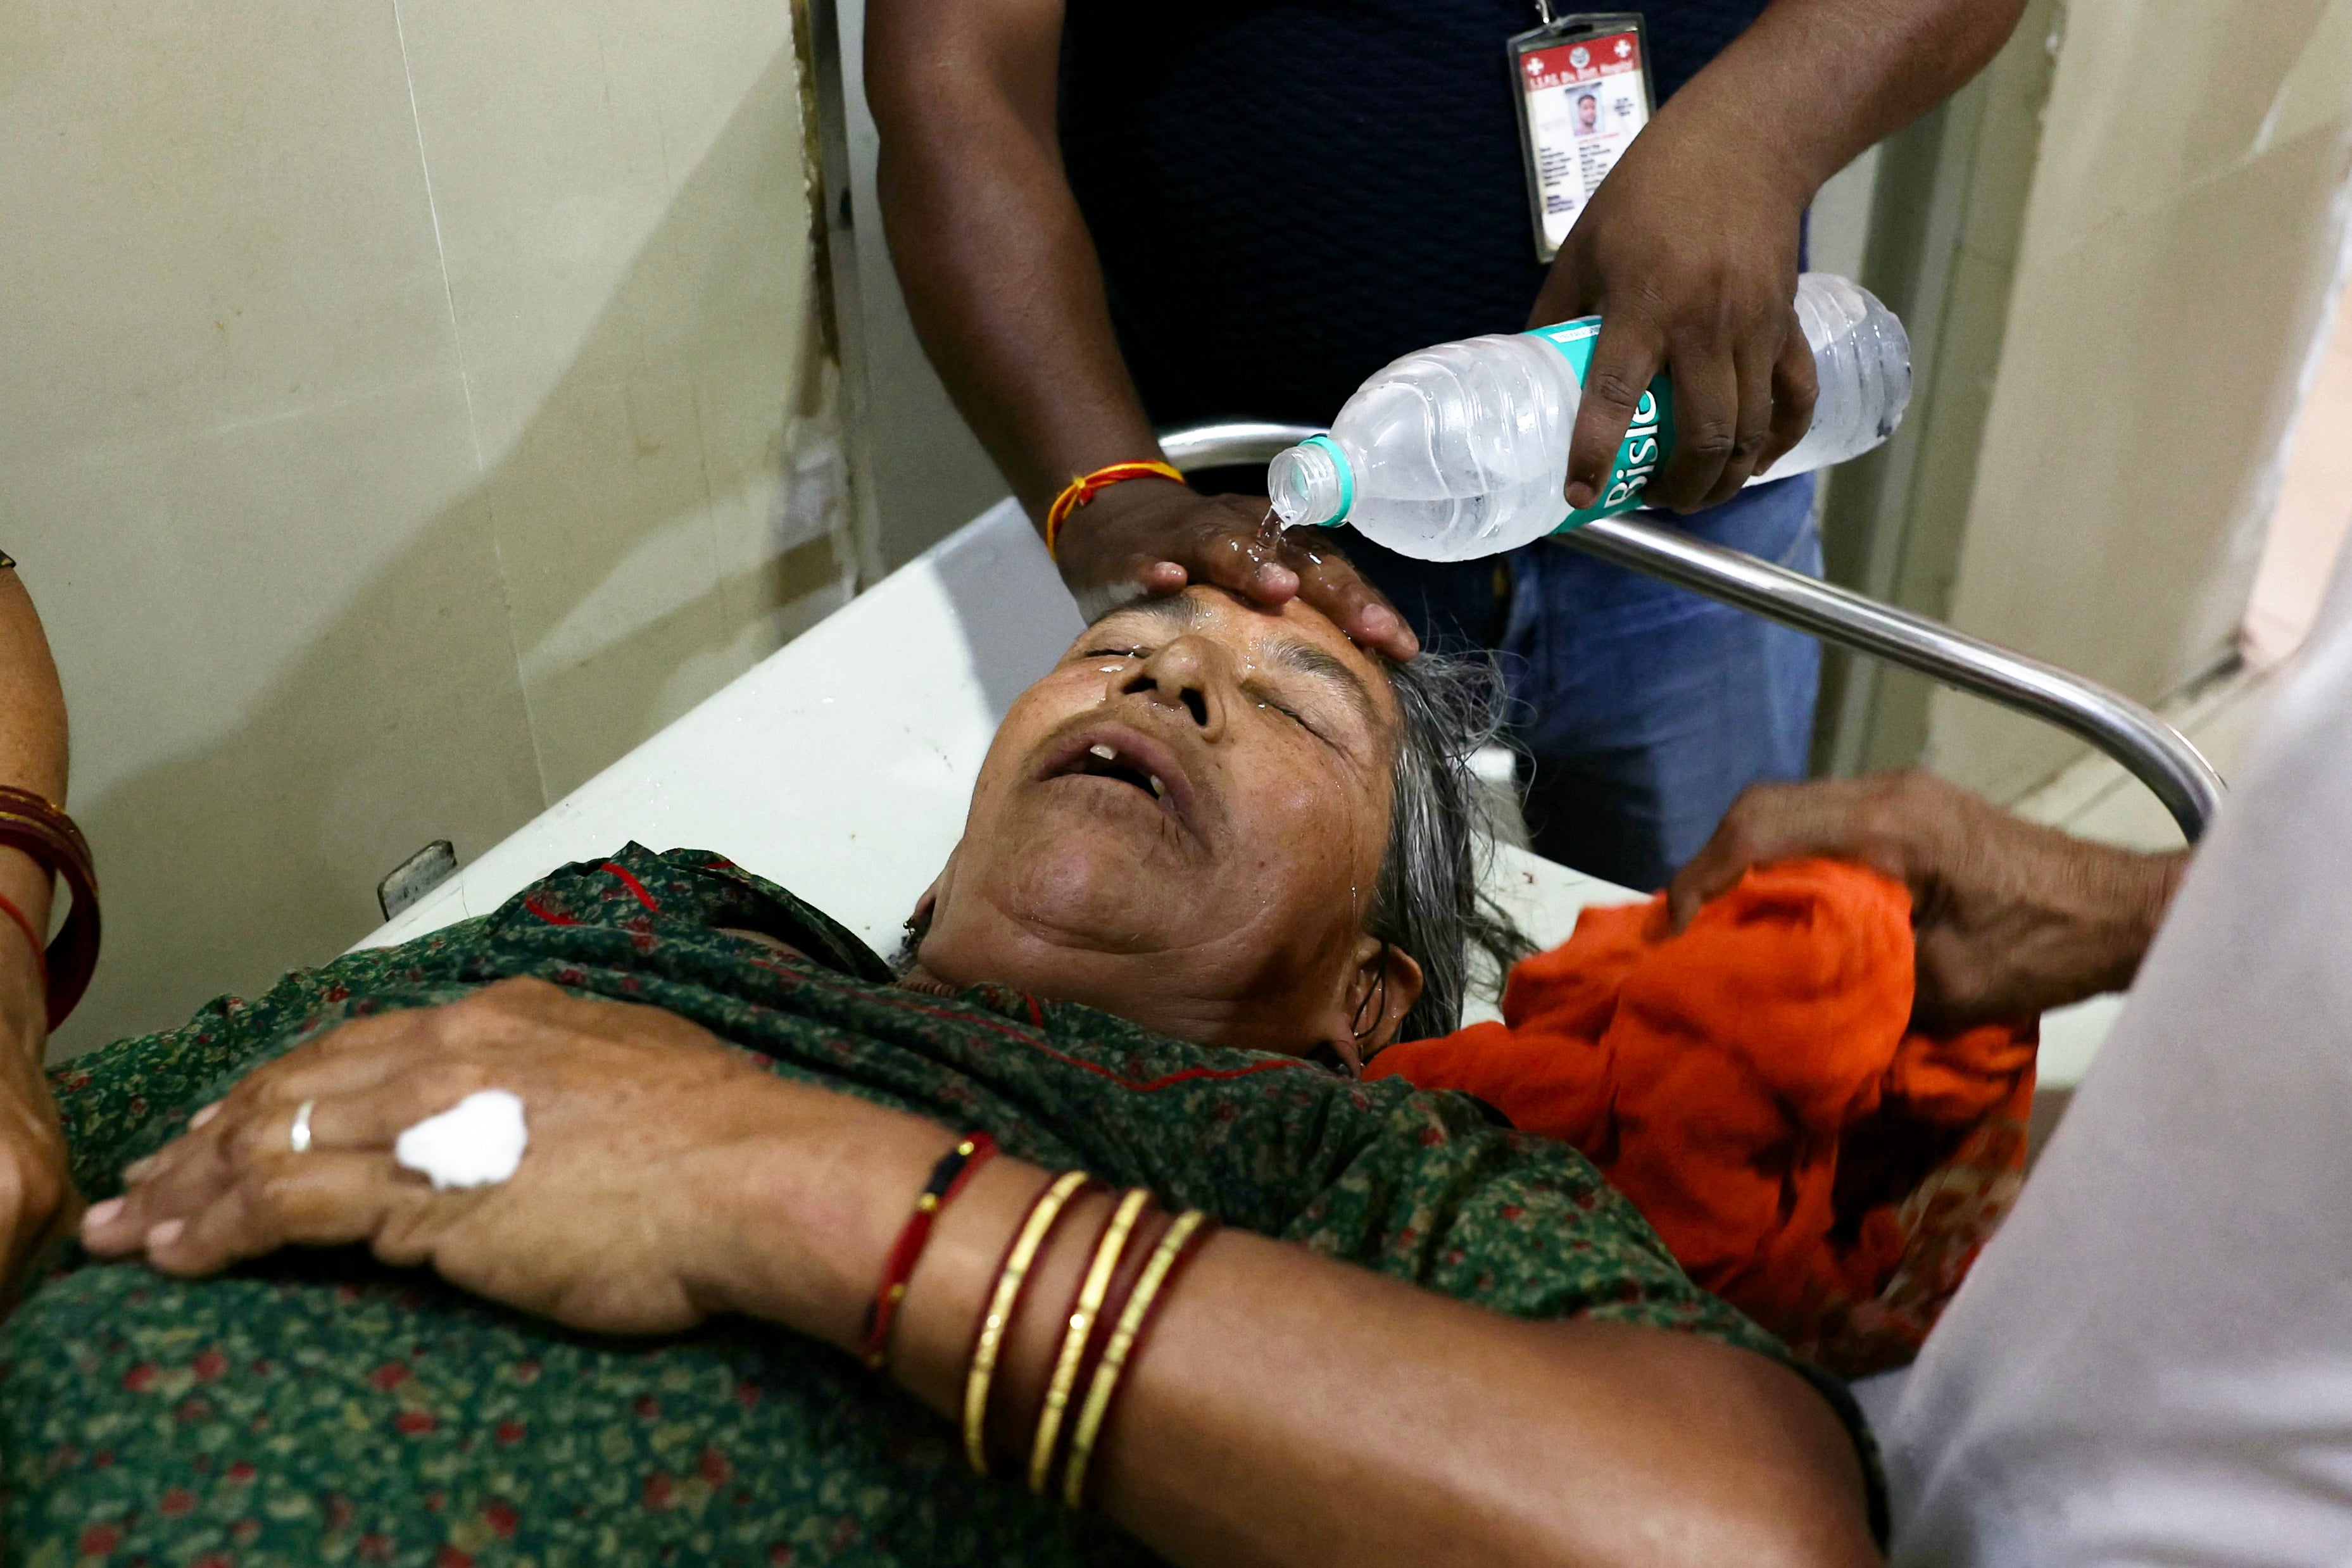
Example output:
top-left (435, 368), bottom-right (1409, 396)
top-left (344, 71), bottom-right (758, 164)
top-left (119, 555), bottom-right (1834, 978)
top-left (1569, 46), bottom-right (1591, 67)
top-left (1526, 57), bottom-right (1544, 74)
top-left (1614, 38), bottom-right (1633, 58)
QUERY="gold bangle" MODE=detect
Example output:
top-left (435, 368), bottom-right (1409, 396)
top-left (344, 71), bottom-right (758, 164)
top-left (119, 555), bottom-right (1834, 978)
top-left (1028, 1186), bottom-right (1152, 1495)
top-left (1061, 1209), bottom-right (1213, 1509)
top-left (964, 1170), bottom-right (1092, 1476)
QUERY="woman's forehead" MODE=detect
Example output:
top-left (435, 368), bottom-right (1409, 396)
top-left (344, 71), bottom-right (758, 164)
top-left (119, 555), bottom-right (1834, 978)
top-left (1081, 589), bottom-right (1396, 718)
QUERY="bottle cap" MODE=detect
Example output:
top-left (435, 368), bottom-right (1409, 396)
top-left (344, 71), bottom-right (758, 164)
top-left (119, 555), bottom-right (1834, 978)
top-left (1268, 435), bottom-right (1354, 529)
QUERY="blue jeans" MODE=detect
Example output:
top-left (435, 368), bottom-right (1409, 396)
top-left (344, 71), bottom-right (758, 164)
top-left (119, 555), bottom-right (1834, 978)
top-left (1350, 474), bottom-right (1823, 891)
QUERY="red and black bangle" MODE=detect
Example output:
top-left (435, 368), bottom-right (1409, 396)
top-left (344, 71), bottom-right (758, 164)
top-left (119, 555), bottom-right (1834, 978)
top-left (0, 786), bottom-right (98, 1031)
top-left (861, 1131), bottom-right (1001, 1370)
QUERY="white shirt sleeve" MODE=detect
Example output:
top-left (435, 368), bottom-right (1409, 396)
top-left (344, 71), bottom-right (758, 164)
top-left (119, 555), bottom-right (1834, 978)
top-left (1885, 543), bottom-right (2352, 1566)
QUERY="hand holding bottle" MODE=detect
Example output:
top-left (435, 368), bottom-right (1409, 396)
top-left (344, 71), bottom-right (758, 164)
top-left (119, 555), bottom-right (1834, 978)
top-left (1528, 103), bottom-right (1819, 514)
top-left (1268, 275), bottom-right (1908, 563)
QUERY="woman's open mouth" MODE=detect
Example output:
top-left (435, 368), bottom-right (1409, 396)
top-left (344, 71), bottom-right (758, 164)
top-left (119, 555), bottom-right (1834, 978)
top-left (1074, 741), bottom-right (1169, 800)
top-left (1036, 724), bottom-right (1202, 839)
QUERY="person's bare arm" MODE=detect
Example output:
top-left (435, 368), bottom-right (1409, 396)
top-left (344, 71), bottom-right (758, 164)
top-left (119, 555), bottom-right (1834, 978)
top-left (1539, 0), bottom-right (2031, 514)
top-left (1670, 771), bottom-right (2187, 1031)
top-left (0, 567), bottom-right (73, 1291)
top-left (866, 0), bottom-right (1416, 660)
top-left (89, 981), bottom-right (1877, 1567)
top-left (897, 1182), bottom-right (1877, 1568)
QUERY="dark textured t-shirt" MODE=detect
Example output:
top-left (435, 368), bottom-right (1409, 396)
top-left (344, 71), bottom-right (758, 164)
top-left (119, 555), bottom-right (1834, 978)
top-left (1060, 1), bottom-right (1771, 428)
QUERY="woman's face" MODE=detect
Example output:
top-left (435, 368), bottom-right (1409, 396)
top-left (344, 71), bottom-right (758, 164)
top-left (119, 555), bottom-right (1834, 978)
top-left (915, 587), bottom-right (1422, 1056)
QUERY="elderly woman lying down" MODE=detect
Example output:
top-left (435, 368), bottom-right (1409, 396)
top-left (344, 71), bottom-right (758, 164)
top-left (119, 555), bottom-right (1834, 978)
top-left (0, 569), bottom-right (1883, 1566)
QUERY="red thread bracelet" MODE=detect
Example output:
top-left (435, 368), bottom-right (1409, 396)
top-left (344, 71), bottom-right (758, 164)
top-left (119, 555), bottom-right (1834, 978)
top-left (1043, 460), bottom-right (1185, 560)
top-left (861, 1132), bottom-right (1000, 1370)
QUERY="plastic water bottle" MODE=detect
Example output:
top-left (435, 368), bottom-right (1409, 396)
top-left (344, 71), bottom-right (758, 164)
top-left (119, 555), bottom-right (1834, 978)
top-left (1266, 273), bottom-right (1910, 563)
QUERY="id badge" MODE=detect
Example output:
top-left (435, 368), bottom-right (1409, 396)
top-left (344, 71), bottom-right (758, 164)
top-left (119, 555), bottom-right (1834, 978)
top-left (1509, 9), bottom-right (1656, 262)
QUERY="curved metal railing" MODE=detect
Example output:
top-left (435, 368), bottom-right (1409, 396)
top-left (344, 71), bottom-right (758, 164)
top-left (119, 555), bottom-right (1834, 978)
top-left (1159, 420), bottom-right (2225, 843)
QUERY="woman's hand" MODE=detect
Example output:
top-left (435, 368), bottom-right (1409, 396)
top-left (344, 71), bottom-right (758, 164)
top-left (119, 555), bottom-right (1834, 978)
top-left (79, 978), bottom-right (953, 1341)
top-left (1670, 771), bottom-right (2189, 1031)
top-left (1053, 479), bottom-right (1419, 662)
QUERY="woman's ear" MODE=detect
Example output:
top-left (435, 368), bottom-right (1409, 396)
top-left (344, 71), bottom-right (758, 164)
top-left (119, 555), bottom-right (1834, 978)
top-left (896, 885), bottom-right (941, 970)
top-left (1322, 937), bottom-right (1425, 1076)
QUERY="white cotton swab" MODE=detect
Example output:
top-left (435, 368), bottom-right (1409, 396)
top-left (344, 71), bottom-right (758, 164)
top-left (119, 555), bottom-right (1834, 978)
top-left (394, 1089), bottom-right (529, 1190)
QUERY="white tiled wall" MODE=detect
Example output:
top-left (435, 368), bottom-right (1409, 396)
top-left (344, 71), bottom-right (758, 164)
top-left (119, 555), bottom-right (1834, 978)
top-left (4, 0), bottom-right (854, 1056)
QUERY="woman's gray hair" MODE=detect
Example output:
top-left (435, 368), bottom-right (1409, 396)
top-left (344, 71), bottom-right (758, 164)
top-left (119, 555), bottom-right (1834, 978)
top-left (1369, 650), bottom-right (1533, 1042)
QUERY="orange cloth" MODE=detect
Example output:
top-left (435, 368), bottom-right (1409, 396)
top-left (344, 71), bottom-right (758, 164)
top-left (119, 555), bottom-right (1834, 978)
top-left (1366, 860), bottom-right (2035, 1375)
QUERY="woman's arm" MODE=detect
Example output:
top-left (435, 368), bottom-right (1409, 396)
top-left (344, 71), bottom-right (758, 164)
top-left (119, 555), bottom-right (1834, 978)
top-left (0, 566), bottom-right (75, 1288)
top-left (888, 1170), bottom-right (1875, 1568)
top-left (85, 980), bottom-right (1876, 1567)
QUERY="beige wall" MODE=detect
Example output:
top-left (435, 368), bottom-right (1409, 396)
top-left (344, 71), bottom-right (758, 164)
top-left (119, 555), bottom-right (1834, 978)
top-left (4, 0), bottom-right (853, 1056)
top-left (1925, 0), bottom-right (2352, 802)
top-left (2243, 270), bottom-right (2352, 666)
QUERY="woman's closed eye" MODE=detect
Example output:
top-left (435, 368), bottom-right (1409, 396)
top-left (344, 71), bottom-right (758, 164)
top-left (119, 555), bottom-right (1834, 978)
top-left (1261, 695), bottom-right (1307, 727)
top-left (1245, 683), bottom-right (1330, 743)
top-left (1070, 625), bottom-right (1356, 750)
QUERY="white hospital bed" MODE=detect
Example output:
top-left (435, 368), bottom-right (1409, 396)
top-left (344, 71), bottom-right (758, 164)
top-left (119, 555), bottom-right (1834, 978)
top-left (356, 424), bottom-right (2218, 1056)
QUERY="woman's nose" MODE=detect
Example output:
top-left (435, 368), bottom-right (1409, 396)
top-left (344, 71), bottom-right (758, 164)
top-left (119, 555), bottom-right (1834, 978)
top-left (1121, 637), bottom-right (1228, 739)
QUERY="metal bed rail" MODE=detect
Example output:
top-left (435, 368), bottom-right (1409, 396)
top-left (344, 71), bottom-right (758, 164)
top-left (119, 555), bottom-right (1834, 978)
top-left (1159, 421), bottom-right (2225, 843)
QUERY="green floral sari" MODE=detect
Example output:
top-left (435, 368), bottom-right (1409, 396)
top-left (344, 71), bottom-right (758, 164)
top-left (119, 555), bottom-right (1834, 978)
top-left (1, 846), bottom-right (1873, 1565)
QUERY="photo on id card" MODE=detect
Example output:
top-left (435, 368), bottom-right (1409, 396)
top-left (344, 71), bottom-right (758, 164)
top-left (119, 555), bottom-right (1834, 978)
top-left (1509, 12), bottom-right (1656, 261)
